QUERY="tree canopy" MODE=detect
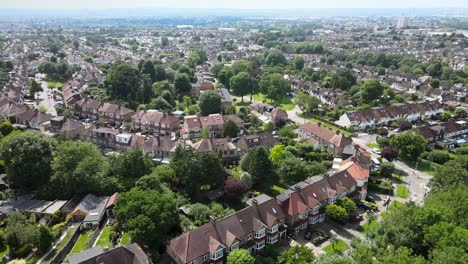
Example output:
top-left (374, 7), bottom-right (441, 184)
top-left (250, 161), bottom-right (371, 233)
top-left (198, 90), bottom-right (222, 116)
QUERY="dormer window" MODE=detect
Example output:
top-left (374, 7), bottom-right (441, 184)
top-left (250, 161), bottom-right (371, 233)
top-left (230, 242), bottom-right (239, 252)
top-left (210, 247), bottom-right (223, 260)
top-left (255, 228), bottom-right (265, 238)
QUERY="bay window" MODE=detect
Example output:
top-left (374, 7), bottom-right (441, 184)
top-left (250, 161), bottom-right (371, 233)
top-left (210, 248), bottom-right (223, 260)
top-left (267, 234), bottom-right (279, 244)
top-left (255, 228), bottom-right (265, 238)
top-left (256, 240), bottom-right (265, 249)
top-left (268, 224), bottom-right (278, 233)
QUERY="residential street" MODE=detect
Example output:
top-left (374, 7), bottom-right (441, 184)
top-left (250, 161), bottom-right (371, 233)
top-left (35, 73), bottom-right (57, 117)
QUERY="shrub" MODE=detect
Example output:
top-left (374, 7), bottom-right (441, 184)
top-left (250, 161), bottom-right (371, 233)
top-left (13, 243), bottom-right (33, 258)
top-left (52, 222), bottom-right (66, 232)
top-left (425, 150), bottom-right (450, 164)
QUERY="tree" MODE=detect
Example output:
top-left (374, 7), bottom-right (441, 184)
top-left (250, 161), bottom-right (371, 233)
top-left (360, 79), bottom-right (384, 102)
top-left (278, 245), bottom-right (315, 264)
top-left (224, 178), bottom-right (246, 200)
top-left (0, 121), bottom-right (14, 137)
top-left (173, 73), bottom-right (192, 96)
top-left (389, 132), bottom-right (427, 161)
top-left (0, 131), bottom-right (56, 191)
top-left (230, 72), bottom-right (257, 102)
top-left (223, 120), bottom-right (239, 138)
top-left (241, 146), bottom-right (276, 188)
top-left (198, 90), bottom-right (222, 116)
top-left (227, 249), bottom-right (255, 264)
top-left (5, 212), bottom-right (38, 252)
top-left (269, 144), bottom-right (286, 164)
top-left (429, 160), bottom-right (468, 192)
top-left (189, 203), bottom-right (212, 226)
top-left (278, 126), bottom-right (296, 139)
top-left (294, 91), bottom-right (320, 114)
top-left (277, 157), bottom-right (310, 185)
top-left (37, 225), bottom-right (54, 254)
top-left (141, 60), bottom-right (157, 82)
top-left (30, 80), bottom-right (43, 94)
top-left (264, 50), bottom-right (286, 66)
top-left (155, 64), bottom-right (166, 81)
top-left (339, 197), bottom-right (357, 216)
top-left (326, 204), bottom-right (348, 221)
top-left (46, 141), bottom-right (110, 198)
top-left (114, 188), bottom-right (179, 250)
top-left (263, 121), bottom-right (275, 132)
top-left (380, 162), bottom-right (395, 178)
top-left (293, 56), bottom-right (305, 71)
top-left (430, 79), bottom-right (440, 88)
top-left (105, 62), bottom-right (140, 102)
top-left (259, 73), bottom-right (290, 102)
top-left (110, 149), bottom-right (152, 188)
top-left (161, 36), bottom-right (169, 47)
top-left (73, 40), bottom-right (80, 49)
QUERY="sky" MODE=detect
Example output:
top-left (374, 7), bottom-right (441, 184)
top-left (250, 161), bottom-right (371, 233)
top-left (1, 0), bottom-right (467, 9)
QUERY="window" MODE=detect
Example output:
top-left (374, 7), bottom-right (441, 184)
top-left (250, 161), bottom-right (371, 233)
top-left (210, 248), bottom-right (223, 260)
top-left (256, 240), bottom-right (265, 249)
top-left (302, 211), bottom-right (308, 219)
top-left (330, 196), bottom-right (337, 204)
top-left (231, 242), bottom-right (239, 251)
top-left (300, 222), bottom-right (307, 230)
top-left (349, 186), bottom-right (356, 193)
top-left (248, 233), bottom-right (252, 240)
top-left (312, 206), bottom-right (320, 214)
top-left (267, 234), bottom-right (279, 244)
top-left (202, 254), bottom-right (208, 261)
top-left (268, 224), bottom-right (278, 233)
top-left (189, 260), bottom-right (197, 264)
top-left (255, 228), bottom-right (265, 238)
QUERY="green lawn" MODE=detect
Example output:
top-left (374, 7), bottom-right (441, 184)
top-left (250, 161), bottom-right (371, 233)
top-left (396, 185), bottom-right (409, 199)
top-left (252, 93), bottom-right (295, 111)
top-left (323, 239), bottom-right (348, 254)
top-left (47, 81), bottom-right (63, 89)
top-left (70, 229), bottom-right (93, 254)
top-left (366, 143), bottom-right (380, 150)
top-left (300, 114), bottom-right (353, 136)
top-left (392, 173), bottom-right (406, 183)
top-left (96, 226), bottom-right (113, 248)
top-left (357, 220), bottom-right (378, 233)
top-left (268, 185), bottom-right (286, 196)
top-left (120, 232), bottom-right (131, 246)
top-left (42, 228), bottom-right (77, 264)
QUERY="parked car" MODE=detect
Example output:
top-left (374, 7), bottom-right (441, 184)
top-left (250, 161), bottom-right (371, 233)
top-left (357, 202), bottom-right (374, 211)
top-left (304, 230), bottom-right (312, 240)
top-left (372, 148), bottom-right (381, 155)
top-left (366, 195), bottom-right (376, 203)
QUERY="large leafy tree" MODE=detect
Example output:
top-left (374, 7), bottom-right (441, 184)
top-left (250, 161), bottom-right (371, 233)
top-left (5, 212), bottom-right (39, 252)
top-left (140, 60), bottom-right (157, 82)
top-left (278, 245), bottom-right (315, 264)
top-left (240, 146), bottom-right (277, 188)
top-left (110, 149), bottom-right (153, 189)
top-left (259, 73), bottom-right (290, 102)
top-left (277, 157), bottom-right (310, 185)
top-left (360, 79), bottom-right (384, 102)
top-left (389, 132), bottom-right (427, 161)
top-left (223, 120), bottom-right (239, 138)
top-left (105, 62), bottom-right (140, 101)
top-left (198, 90), bottom-right (222, 116)
top-left (0, 131), bottom-right (56, 191)
top-left (429, 159), bottom-right (468, 192)
top-left (173, 73), bottom-right (192, 96)
top-left (46, 141), bottom-right (110, 198)
top-left (114, 188), bottom-right (179, 250)
top-left (339, 197), bottom-right (357, 216)
top-left (230, 72), bottom-right (257, 102)
top-left (326, 204), bottom-right (348, 221)
top-left (227, 249), bottom-right (255, 264)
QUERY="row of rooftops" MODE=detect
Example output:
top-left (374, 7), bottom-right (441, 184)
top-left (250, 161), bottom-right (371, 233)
top-left (168, 154), bottom-right (370, 264)
top-left (299, 121), bottom-right (353, 149)
top-left (345, 101), bottom-right (443, 123)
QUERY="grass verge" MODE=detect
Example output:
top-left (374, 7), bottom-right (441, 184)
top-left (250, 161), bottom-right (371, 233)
top-left (323, 239), bottom-right (347, 254)
top-left (396, 185), bottom-right (409, 199)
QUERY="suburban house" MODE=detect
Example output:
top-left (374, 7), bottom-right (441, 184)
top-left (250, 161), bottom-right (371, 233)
top-left (67, 243), bottom-right (150, 264)
top-left (167, 158), bottom-right (367, 264)
top-left (62, 79), bottom-right (82, 106)
top-left (105, 192), bottom-right (119, 219)
top-left (70, 194), bottom-right (109, 228)
top-left (236, 132), bottom-right (279, 155)
top-left (200, 114), bottom-right (225, 137)
top-left (15, 109), bottom-right (53, 129)
top-left (182, 115), bottom-right (202, 139)
top-left (98, 103), bottom-right (134, 125)
top-left (413, 119), bottom-right (468, 150)
top-left (223, 115), bottom-right (245, 132)
top-left (335, 101), bottom-right (444, 130)
top-left (270, 108), bottom-right (288, 125)
top-left (131, 109), bottom-right (180, 136)
top-left (0, 100), bottom-right (27, 120)
top-left (216, 88), bottom-right (233, 107)
top-left (298, 122), bottom-right (353, 155)
top-left (141, 136), bottom-right (177, 160)
top-left (74, 98), bottom-right (103, 120)
top-left (50, 117), bottom-right (92, 140)
top-left (190, 138), bottom-right (240, 164)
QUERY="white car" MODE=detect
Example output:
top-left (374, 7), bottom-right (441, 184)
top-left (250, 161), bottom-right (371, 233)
top-left (372, 148), bottom-right (381, 155)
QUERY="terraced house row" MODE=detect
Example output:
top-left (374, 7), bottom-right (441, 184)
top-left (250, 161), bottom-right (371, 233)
top-left (167, 147), bottom-right (371, 264)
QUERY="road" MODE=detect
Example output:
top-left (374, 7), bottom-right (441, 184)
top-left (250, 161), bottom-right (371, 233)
top-left (35, 74), bottom-right (57, 116)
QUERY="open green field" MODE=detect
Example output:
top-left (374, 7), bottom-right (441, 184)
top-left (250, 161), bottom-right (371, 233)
top-left (252, 93), bottom-right (295, 111)
top-left (47, 81), bottom-right (63, 89)
top-left (323, 239), bottom-right (348, 254)
top-left (300, 114), bottom-right (353, 136)
top-left (96, 226), bottom-right (113, 248)
top-left (396, 185), bottom-right (409, 199)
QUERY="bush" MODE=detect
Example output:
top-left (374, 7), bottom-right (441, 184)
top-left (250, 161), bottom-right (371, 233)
top-left (380, 162), bottom-right (395, 177)
top-left (425, 150), bottom-right (450, 164)
top-left (13, 243), bottom-right (33, 258)
top-left (52, 222), bottom-right (66, 232)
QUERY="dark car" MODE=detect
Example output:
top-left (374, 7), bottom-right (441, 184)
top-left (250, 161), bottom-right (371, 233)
top-left (357, 202), bottom-right (374, 211)
top-left (304, 230), bottom-right (312, 240)
top-left (366, 196), bottom-right (376, 203)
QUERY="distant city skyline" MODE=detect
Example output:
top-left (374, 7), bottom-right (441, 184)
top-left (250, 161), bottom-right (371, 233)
top-left (2, 0), bottom-right (467, 9)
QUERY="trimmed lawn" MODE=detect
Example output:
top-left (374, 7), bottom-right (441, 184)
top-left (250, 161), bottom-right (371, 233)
top-left (366, 143), bottom-right (380, 150)
top-left (47, 81), bottom-right (63, 89)
top-left (42, 227), bottom-right (77, 264)
top-left (252, 93), bottom-right (295, 111)
top-left (300, 114), bottom-right (353, 136)
top-left (70, 229), bottom-right (93, 254)
top-left (396, 185), bottom-right (409, 199)
top-left (96, 226), bottom-right (113, 248)
top-left (323, 239), bottom-right (348, 254)
top-left (392, 173), bottom-right (406, 183)
top-left (120, 232), bottom-right (131, 246)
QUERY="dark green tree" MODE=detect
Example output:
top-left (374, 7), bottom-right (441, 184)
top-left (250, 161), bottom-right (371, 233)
top-left (230, 72), bottom-right (257, 102)
top-left (227, 249), bottom-right (255, 264)
top-left (223, 120), bottom-right (240, 138)
top-left (326, 204), bottom-right (348, 221)
top-left (37, 225), bottom-right (54, 254)
top-left (278, 245), bottom-right (315, 264)
top-left (173, 73), bottom-right (192, 96)
top-left (198, 90), bottom-right (222, 116)
top-left (0, 131), bottom-right (56, 191)
top-left (106, 62), bottom-right (140, 101)
top-left (389, 132), bottom-right (427, 161)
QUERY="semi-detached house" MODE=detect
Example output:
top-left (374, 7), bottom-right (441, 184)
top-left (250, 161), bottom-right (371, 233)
top-left (167, 148), bottom-right (370, 264)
